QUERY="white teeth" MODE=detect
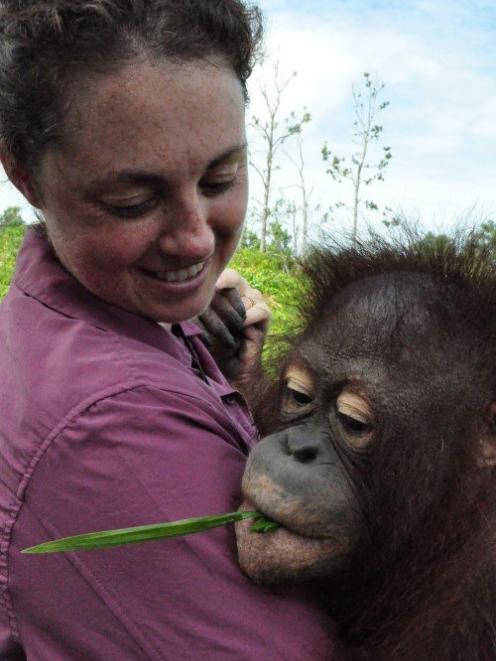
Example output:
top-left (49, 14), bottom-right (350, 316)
top-left (152, 262), bottom-right (205, 283)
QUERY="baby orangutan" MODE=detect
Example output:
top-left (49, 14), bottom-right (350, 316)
top-left (234, 235), bottom-right (496, 661)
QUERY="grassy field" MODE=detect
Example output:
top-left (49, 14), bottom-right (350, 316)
top-left (230, 248), bottom-right (304, 346)
top-left (0, 224), bottom-right (25, 299)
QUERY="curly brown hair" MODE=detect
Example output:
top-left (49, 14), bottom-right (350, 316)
top-left (0, 0), bottom-right (263, 174)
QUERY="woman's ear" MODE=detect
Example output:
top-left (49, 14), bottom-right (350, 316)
top-left (1, 153), bottom-right (41, 208)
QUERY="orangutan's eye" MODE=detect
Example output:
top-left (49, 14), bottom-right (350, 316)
top-left (285, 386), bottom-right (313, 407)
top-left (336, 390), bottom-right (374, 448)
top-left (281, 366), bottom-right (315, 417)
top-left (337, 413), bottom-right (371, 433)
top-left (282, 386), bottom-right (314, 417)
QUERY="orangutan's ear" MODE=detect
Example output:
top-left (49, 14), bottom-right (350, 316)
top-left (478, 440), bottom-right (496, 467)
top-left (1, 153), bottom-right (41, 207)
top-left (478, 402), bottom-right (496, 467)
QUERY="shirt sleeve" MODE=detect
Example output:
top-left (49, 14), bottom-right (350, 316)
top-left (9, 386), bottom-right (336, 661)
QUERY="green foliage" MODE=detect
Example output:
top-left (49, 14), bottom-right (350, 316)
top-left (245, 197), bottom-right (298, 263)
top-left (240, 227), bottom-right (261, 250)
top-left (266, 220), bottom-right (292, 257)
top-left (0, 206), bottom-right (25, 228)
top-left (241, 220), bottom-right (293, 258)
top-left (0, 223), bottom-right (25, 299)
top-left (249, 514), bottom-right (280, 533)
top-left (474, 220), bottom-right (496, 248)
top-left (230, 247), bottom-right (306, 365)
top-left (413, 231), bottom-right (452, 256)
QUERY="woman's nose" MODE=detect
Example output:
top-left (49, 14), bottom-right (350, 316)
top-left (158, 194), bottom-right (215, 259)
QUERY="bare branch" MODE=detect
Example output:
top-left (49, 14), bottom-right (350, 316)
top-left (322, 72), bottom-right (392, 242)
top-left (249, 58), bottom-right (310, 252)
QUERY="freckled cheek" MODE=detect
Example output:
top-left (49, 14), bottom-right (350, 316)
top-left (65, 236), bottom-right (144, 290)
top-left (214, 193), bottom-right (247, 240)
top-left (213, 215), bottom-right (244, 267)
top-left (90, 224), bottom-right (155, 266)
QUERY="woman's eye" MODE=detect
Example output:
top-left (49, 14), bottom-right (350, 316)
top-left (104, 199), bottom-right (157, 219)
top-left (200, 178), bottom-right (237, 197)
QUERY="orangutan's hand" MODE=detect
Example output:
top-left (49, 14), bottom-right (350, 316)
top-left (198, 269), bottom-right (271, 392)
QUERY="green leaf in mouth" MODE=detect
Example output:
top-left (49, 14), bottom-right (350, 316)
top-left (22, 510), bottom-right (280, 554)
top-left (249, 516), bottom-right (281, 533)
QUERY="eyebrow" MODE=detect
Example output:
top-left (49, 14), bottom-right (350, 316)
top-left (84, 143), bottom-right (248, 195)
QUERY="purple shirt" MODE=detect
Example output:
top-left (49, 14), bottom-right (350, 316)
top-left (0, 229), bottom-right (336, 660)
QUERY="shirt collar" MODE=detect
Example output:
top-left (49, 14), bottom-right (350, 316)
top-left (14, 227), bottom-right (203, 355)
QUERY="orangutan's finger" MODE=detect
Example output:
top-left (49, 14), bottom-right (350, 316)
top-left (208, 289), bottom-right (245, 334)
top-left (244, 301), bottom-right (272, 328)
top-left (198, 307), bottom-right (239, 351)
top-left (219, 287), bottom-right (247, 324)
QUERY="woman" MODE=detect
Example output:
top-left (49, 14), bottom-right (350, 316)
top-left (0, 1), bottom-right (336, 659)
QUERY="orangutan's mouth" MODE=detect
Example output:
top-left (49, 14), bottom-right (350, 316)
top-left (235, 499), bottom-right (346, 584)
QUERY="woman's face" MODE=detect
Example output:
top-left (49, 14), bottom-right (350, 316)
top-left (34, 58), bottom-right (248, 322)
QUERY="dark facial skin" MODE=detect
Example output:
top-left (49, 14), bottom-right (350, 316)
top-left (235, 271), bottom-right (496, 585)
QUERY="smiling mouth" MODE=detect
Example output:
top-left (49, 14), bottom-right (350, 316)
top-left (143, 261), bottom-right (207, 283)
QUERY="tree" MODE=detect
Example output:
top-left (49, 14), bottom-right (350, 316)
top-left (383, 219), bottom-right (496, 257)
top-left (285, 134), bottom-right (313, 255)
top-left (473, 220), bottom-right (496, 249)
top-left (413, 231), bottom-right (452, 256)
top-left (267, 219), bottom-right (292, 257)
top-left (322, 72), bottom-right (392, 242)
top-left (0, 206), bottom-right (24, 228)
top-left (241, 198), bottom-right (295, 264)
top-left (249, 58), bottom-right (311, 252)
top-left (240, 226), bottom-right (261, 250)
top-left (285, 199), bottom-right (299, 256)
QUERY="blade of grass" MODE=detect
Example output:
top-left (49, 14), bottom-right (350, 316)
top-left (249, 517), bottom-right (281, 533)
top-left (22, 510), bottom-right (278, 554)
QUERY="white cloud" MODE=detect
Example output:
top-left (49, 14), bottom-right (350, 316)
top-left (246, 1), bottom-right (496, 238)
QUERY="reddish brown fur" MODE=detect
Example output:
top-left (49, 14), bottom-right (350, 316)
top-left (253, 231), bottom-right (496, 660)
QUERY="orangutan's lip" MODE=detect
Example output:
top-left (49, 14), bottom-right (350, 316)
top-left (239, 498), bottom-right (334, 540)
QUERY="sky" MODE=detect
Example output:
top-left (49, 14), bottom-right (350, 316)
top-left (1, 0), bottom-right (495, 239)
top-left (247, 0), bottom-right (496, 238)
